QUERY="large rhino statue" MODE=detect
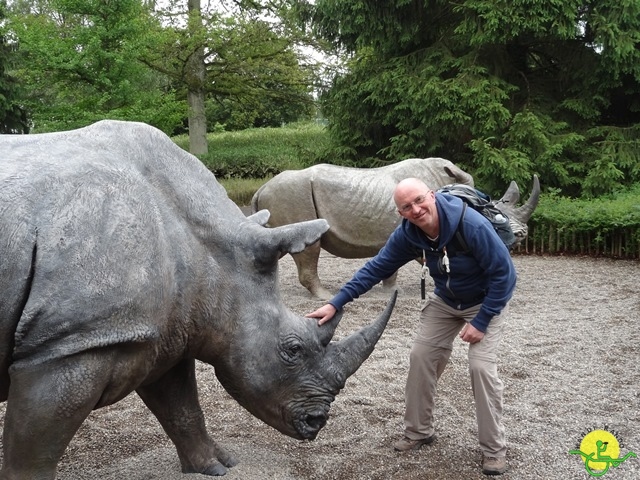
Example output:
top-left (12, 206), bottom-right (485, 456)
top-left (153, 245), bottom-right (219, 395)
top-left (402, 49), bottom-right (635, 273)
top-left (251, 160), bottom-right (540, 299)
top-left (0, 120), bottom-right (397, 479)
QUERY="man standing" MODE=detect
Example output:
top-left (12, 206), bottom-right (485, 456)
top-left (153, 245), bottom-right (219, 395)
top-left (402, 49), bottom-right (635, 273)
top-left (306, 177), bottom-right (516, 476)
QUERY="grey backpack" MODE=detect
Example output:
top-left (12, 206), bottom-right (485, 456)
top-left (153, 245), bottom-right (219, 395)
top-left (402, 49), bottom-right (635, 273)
top-left (437, 184), bottom-right (516, 250)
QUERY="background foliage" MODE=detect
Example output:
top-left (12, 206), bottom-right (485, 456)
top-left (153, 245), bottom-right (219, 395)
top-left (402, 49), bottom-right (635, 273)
top-left (0, 0), bottom-right (28, 133)
top-left (524, 183), bottom-right (640, 258)
top-left (5, 0), bottom-right (319, 136)
top-left (143, 1), bottom-right (319, 135)
top-left (304, 0), bottom-right (640, 197)
top-left (8, 0), bottom-right (184, 132)
top-left (174, 120), bottom-right (329, 178)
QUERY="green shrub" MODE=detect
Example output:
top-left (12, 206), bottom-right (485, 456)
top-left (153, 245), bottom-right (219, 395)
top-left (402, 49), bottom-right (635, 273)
top-left (523, 184), bottom-right (640, 258)
top-left (171, 122), bottom-right (331, 205)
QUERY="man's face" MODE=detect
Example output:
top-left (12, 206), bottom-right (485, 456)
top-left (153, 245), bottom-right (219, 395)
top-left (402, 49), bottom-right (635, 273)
top-left (395, 185), bottom-right (438, 233)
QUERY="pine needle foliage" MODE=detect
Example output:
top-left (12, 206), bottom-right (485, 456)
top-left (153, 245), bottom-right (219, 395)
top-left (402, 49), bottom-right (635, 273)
top-left (307, 0), bottom-right (640, 197)
top-left (0, 0), bottom-right (28, 133)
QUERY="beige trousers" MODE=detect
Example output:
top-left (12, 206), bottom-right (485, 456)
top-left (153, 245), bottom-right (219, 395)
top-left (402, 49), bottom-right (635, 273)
top-left (404, 292), bottom-right (507, 457)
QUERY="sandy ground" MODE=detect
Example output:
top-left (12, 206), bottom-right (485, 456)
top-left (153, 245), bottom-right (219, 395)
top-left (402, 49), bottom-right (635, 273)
top-left (1, 252), bottom-right (639, 479)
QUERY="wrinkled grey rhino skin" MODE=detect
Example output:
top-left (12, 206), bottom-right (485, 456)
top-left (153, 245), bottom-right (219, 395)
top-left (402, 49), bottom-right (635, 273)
top-left (0, 120), bottom-right (397, 479)
top-left (251, 160), bottom-right (540, 299)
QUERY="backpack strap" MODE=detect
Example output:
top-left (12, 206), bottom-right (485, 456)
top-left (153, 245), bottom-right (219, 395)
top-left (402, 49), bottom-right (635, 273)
top-left (449, 203), bottom-right (470, 255)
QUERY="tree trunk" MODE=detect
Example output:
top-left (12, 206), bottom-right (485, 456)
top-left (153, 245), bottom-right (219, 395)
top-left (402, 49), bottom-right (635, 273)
top-left (187, 86), bottom-right (207, 155)
top-left (187, 0), bottom-right (208, 156)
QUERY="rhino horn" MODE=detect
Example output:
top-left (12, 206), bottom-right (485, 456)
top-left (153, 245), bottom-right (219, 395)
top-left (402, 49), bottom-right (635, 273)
top-left (509, 175), bottom-right (540, 224)
top-left (323, 290), bottom-right (397, 390)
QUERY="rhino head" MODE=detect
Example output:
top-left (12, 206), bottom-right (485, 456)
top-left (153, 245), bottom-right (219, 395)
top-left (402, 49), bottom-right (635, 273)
top-left (494, 175), bottom-right (541, 245)
top-left (205, 211), bottom-right (396, 440)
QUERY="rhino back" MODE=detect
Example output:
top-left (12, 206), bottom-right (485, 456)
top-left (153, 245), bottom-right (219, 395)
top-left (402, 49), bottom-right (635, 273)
top-left (306, 158), bottom-right (462, 256)
top-left (306, 165), bottom-right (398, 255)
top-left (0, 121), bottom-right (237, 370)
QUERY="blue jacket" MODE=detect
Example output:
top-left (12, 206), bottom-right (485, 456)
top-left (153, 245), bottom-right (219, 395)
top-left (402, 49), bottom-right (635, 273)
top-left (330, 193), bottom-right (516, 332)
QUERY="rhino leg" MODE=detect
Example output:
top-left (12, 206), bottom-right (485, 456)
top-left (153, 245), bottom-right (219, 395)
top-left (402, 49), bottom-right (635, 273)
top-left (290, 241), bottom-right (332, 300)
top-left (0, 357), bottom-right (106, 480)
top-left (136, 359), bottom-right (238, 476)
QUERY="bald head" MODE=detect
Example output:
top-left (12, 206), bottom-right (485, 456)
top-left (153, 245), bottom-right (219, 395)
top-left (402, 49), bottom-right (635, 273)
top-left (393, 178), bottom-right (438, 236)
top-left (393, 178), bottom-right (431, 206)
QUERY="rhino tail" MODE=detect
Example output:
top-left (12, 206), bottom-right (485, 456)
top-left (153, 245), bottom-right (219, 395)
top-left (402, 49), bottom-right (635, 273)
top-left (251, 183), bottom-right (267, 214)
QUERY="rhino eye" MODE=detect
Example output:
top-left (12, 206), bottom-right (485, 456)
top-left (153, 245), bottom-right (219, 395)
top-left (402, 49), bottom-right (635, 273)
top-left (280, 337), bottom-right (303, 364)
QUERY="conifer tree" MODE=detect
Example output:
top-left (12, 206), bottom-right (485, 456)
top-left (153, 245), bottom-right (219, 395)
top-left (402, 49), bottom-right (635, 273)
top-left (306, 0), bottom-right (640, 197)
top-left (0, 0), bottom-right (28, 133)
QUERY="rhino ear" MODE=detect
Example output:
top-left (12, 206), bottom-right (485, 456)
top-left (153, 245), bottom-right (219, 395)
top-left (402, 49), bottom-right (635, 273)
top-left (444, 165), bottom-right (474, 186)
top-left (498, 180), bottom-right (521, 205)
top-left (247, 209), bottom-right (270, 226)
top-left (253, 219), bottom-right (330, 268)
top-left (267, 219), bottom-right (330, 255)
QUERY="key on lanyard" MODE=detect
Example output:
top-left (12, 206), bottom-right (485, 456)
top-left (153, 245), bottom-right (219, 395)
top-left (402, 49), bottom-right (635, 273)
top-left (442, 247), bottom-right (450, 273)
top-left (421, 250), bottom-right (429, 300)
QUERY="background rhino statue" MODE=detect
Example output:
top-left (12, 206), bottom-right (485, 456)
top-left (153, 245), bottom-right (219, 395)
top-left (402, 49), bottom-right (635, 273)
top-left (0, 120), bottom-right (397, 479)
top-left (251, 159), bottom-right (540, 299)
top-left (251, 158), bottom-right (474, 299)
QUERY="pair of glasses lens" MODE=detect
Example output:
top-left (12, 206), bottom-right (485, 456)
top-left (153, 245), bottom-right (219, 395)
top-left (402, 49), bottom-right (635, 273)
top-left (399, 194), bottom-right (427, 213)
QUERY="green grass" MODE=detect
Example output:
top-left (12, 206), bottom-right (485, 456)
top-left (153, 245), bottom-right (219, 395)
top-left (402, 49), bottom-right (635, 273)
top-left (172, 121), bottom-right (330, 205)
top-left (218, 176), bottom-right (272, 206)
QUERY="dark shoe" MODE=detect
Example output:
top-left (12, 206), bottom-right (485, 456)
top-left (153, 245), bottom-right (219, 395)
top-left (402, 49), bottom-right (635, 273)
top-left (482, 456), bottom-right (507, 475)
top-left (393, 434), bottom-right (436, 451)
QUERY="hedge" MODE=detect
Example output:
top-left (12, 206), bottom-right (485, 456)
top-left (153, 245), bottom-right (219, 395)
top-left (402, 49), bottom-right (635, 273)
top-left (515, 185), bottom-right (640, 258)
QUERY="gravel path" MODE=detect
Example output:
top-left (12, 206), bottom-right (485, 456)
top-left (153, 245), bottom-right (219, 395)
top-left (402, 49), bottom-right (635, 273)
top-left (2, 253), bottom-right (639, 479)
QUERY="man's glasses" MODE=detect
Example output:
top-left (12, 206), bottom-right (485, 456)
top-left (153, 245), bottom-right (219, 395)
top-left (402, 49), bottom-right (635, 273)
top-left (398, 193), bottom-right (430, 214)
